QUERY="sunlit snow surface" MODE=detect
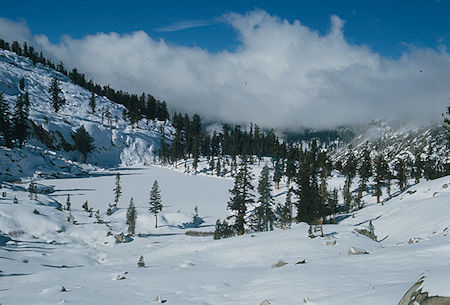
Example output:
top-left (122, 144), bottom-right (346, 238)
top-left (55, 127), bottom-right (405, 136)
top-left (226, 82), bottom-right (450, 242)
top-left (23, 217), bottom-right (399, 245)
top-left (1, 164), bottom-right (449, 305)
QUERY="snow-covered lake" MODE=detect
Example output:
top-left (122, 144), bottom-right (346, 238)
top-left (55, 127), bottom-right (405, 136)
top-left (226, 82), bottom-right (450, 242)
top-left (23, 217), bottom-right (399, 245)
top-left (1, 167), bottom-right (449, 304)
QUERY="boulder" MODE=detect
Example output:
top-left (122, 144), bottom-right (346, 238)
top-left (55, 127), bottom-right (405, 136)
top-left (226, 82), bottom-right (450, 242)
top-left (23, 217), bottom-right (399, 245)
top-left (398, 276), bottom-right (450, 305)
top-left (347, 247), bottom-right (369, 255)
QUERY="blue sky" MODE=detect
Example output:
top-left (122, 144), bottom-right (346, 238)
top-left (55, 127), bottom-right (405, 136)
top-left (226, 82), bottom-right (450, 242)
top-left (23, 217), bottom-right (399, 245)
top-left (2, 0), bottom-right (449, 58)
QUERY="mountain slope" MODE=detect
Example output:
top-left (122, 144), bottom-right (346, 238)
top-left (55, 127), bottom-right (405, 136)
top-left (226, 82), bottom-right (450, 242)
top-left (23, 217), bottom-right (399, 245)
top-left (0, 49), bottom-right (173, 181)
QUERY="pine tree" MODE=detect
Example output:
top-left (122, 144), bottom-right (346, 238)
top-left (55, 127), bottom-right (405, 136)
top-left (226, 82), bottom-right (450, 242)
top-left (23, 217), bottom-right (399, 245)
top-left (89, 91), bottom-right (96, 114)
top-left (412, 151), bottom-right (422, 184)
top-left (256, 164), bottom-right (275, 231)
top-left (342, 147), bottom-right (357, 212)
top-left (94, 210), bottom-right (103, 224)
top-left (227, 155), bottom-right (255, 235)
top-left (327, 188), bottom-right (338, 223)
top-left (113, 172), bottom-right (122, 207)
top-left (65, 194), bottom-right (71, 211)
top-left (13, 93), bottom-right (30, 147)
top-left (137, 255), bottom-right (145, 267)
top-left (19, 77), bottom-right (25, 91)
top-left (28, 182), bottom-right (37, 200)
top-left (444, 105), bottom-right (450, 143)
top-left (374, 154), bottom-right (389, 203)
top-left (48, 77), bottom-right (65, 112)
top-left (395, 159), bottom-right (407, 192)
top-left (149, 180), bottom-right (163, 228)
top-left (0, 93), bottom-right (13, 148)
top-left (126, 197), bottom-right (137, 235)
top-left (273, 160), bottom-right (283, 190)
top-left (73, 125), bottom-right (95, 162)
top-left (356, 144), bottom-right (372, 209)
top-left (276, 187), bottom-right (293, 228)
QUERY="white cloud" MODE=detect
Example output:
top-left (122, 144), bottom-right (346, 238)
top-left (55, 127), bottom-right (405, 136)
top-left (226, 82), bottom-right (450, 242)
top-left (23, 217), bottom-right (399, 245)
top-left (0, 10), bottom-right (449, 130)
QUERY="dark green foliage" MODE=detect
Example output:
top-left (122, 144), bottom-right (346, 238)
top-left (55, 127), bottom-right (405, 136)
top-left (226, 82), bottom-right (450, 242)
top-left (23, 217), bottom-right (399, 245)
top-left (28, 182), bottom-right (37, 200)
top-left (94, 210), bottom-right (103, 224)
top-left (137, 255), bottom-right (145, 267)
top-left (227, 155), bottom-right (255, 235)
top-left (126, 197), bottom-right (137, 235)
top-left (294, 140), bottom-right (321, 224)
top-left (356, 144), bottom-right (372, 209)
top-left (65, 194), bottom-right (71, 211)
top-left (444, 105), bottom-right (450, 142)
top-left (13, 93), bottom-right (30, 147)
top-left (412, 151), bottom-right (423, 184)
top-left (48, 77), bottom-right (65, 112)
top-left (149, 180), bottom-right (163, 228)
top-left (254, 164), bottom-right (275, 231)
top-left (0, 93), bottom-right (13, 148)
top-left (113, 172), bottom-right (122, 207)
top-left (276, 187), bottom-right (293, 228)
top-left (327, 188), bottom-right (339, 223)
top-left (82, 200), bottom-right (89, 212)
top-left (89, 91), bottom-right (96, 114)
top-left (342, 147), bottom-right (357, 212)
top-left (374, 154), bottom-right (389, 203)
top-left (394, 159), bottom-right (407, 192)
top-left (273, 160), bottom-right (283, 189)
top-left (213, 218), bottom-right (235, 240)
top-left (19, 77), bottom-right (25, 91)
top-left (72, 125), bottom-right (95, 162)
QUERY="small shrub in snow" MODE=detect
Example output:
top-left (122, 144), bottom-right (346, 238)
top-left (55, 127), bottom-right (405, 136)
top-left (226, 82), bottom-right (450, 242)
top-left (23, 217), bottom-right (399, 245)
top-left (2, 191), bottom-right (6, 197)
top-left (94, 210), bottom-right (103, 224)
top-left (82, 200), bottom-right (89, 212)
top-left (13, 196), bottom-right (18, 204)
top-left (33, 209), bottom-right (40, 215)
top-left (213, 219), bottom-right (235, 240)
top-left (65, 194), bottom-right (71, 211)
top-left (137, 255), bottom-right (145, 267)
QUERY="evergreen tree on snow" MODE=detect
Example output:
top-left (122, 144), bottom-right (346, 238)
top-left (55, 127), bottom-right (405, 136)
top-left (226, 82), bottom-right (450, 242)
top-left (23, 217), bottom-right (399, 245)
top-left (256, 164), bottom-right (275, 231)
top-left (19, 77), bottom-right (25, 91)
top-left (13, 93), bottom-right (30, 148)
top-left (356, 144), bottom-right (372, 209)
top-left (65, 194), bottom-right (71, 211)
top-left (149, 180), bottom-right (163, 228)
top-left (342, 146), bottom-right (357, 212)
top-left (276, 187), bottom-right (293, 229)
top-left (137, 255), bottom-right (145, 267)
top-left (126, 197), bottom-right (137, 235)
top-left (374, 154), bottom-right (389, 204)
top-left (113, 172), bottom-right (122, 207)
top-left (0, 93), bottom-right (13, 148)
top-left (89, 91), bottom-right (96, 114)
top-left (227, 155), bottom-right (255, 235)
top-left (48, 77), bottom-right (65, 112)
top-left (72, 125), bottom-right (95, 162)
top-left (273, 160), bottom-right (283, 190)
top-left (395, 159), bottom-right (407, 192)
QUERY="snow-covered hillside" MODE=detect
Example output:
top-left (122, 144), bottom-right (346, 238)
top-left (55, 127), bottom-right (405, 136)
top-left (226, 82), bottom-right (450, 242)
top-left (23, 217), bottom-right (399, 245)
top-left (0, 165), bottom-right (449, 304)
top-left (331, 119), bottom-right (449, 167)
top-left (0, 49), bottom-right (172, 181)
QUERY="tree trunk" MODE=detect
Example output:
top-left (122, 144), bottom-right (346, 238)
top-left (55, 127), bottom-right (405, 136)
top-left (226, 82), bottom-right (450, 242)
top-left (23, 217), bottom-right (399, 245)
top-left (155, 214), bottom-right (158, 228)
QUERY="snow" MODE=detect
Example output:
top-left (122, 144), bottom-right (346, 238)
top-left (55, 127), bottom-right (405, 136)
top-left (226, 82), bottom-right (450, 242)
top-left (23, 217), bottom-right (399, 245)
top-left (0, 49), bottom-right (172, 181)
top-left (1, 164), bottom-right (449, 304)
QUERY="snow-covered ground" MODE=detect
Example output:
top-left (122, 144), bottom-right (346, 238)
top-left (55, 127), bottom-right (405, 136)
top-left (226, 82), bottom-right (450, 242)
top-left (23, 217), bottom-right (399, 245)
top-left (0, 49), bottom-right (172, 181)
top-left (1, 163), bottom-right (449, 304)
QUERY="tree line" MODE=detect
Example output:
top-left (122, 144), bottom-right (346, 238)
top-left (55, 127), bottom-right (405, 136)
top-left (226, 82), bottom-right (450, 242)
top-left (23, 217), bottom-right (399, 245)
top-left (214, 137), bottom-right (449, 239)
